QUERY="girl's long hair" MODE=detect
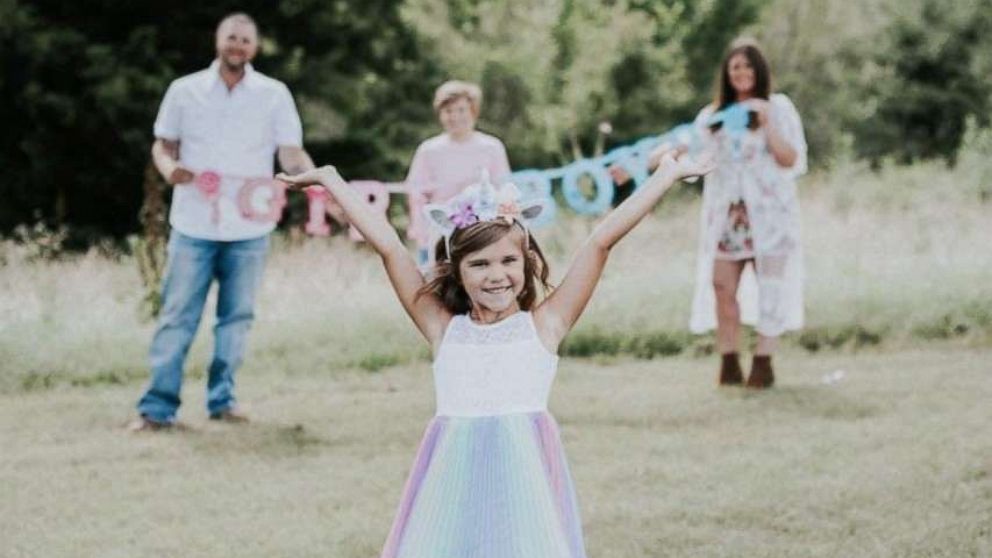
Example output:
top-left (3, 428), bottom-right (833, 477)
top-left (418, 220), bottom-right (551, 315)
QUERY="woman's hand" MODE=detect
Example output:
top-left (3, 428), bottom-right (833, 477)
top-left (275, 165), bottom-right (346, 189)
top-left (743, 98), bottom-right (772, 127)
top-left (744, 97), bottom-right (799, 167)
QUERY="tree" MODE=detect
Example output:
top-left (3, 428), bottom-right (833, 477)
top-left (751, 0), bottom-right (897, 166)
top-left (401, 0), bottom-right (764, 168)
top-left (852, 0), bottom-right (992, 166)
top-left (0, 0), bottom-right (444, 241)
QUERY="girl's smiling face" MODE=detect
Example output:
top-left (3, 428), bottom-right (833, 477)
top-left (458, 231), bottom-right (526, 319)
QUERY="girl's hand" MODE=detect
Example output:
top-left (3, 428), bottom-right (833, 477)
top-left (276, 165), bottom-right (346, 189)
top-left (655, 150), bottom-right (716, 181)
top-left (647, 142), bottom-right (681, 171)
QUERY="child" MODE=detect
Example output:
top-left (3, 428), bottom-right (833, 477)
top-left (405, 80), bottom-right (512, 265)
top-left (277, 151), bottom-right (712, 557)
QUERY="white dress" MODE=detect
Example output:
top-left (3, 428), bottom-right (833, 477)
top-left (688, 93), bottom-right (808, 337)
top-left (381, 312), bottom-right (586, 558)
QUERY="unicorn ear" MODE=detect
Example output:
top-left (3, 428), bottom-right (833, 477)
top-left (423, 204), bottom-right (455, 235)
top-left (518, 198), bottom-right (546, 222)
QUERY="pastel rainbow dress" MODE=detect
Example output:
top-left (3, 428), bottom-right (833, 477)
top-left (381, 311), bottom-right (586, 558)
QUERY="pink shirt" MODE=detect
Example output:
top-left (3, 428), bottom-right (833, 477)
top-left (405, 132), bottom-right (511, 247)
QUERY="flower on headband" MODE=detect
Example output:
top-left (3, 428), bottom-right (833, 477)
top-left (450, 201), bottom-right (479, 228)
top-left (498, 201), bottom-right (520, 224)
top-left (423, 170), bottom-right (547, 258)
top-left (495, 183), bottom-right (522, 223)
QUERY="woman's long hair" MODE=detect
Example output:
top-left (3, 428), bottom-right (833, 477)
top-left (418, 220), bottom-right (551, 315)
top-left (713, 38), bottom-right (772, 131)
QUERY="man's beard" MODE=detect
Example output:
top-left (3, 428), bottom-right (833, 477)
top-left (220, 55), bottom-right (246, 72)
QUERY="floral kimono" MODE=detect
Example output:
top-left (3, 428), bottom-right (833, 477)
top-left (688, 93), bottom-right (808, 337)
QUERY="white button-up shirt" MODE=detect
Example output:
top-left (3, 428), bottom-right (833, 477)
top-left (153, 60), bottom-right (303, 240)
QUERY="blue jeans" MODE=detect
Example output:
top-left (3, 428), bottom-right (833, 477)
top-left (137, 231), bottom-right (269, 423)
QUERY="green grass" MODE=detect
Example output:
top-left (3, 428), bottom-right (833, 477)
top-left (1, 152), bottom-right (991, 555)
top-left (1, 348), bottom-right (989, 557)
top-left (2, 153), bottom-right (991, 392)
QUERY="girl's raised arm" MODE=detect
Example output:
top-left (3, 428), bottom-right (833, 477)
top-left (278, 166), bottom-right (451, 345)
top-left (534, 153), bottom-right (714, 348)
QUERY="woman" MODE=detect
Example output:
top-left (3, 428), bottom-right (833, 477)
top-left (406, 80), bottom-right (512, 264)
top-left (659, 38), bottom-right (808, 387)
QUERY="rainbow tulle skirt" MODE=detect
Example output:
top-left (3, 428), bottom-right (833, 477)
top-left (381, 411), bottom-right (586, 558)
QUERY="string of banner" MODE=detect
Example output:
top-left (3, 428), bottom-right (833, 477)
top-left (200, 103), bottom-right (753, 239)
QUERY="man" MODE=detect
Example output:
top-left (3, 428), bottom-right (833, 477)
top-left (129, 13), bottom-right (315, 430)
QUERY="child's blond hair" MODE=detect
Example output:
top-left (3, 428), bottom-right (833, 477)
top-left (432, 80), bottom-right (483, 116)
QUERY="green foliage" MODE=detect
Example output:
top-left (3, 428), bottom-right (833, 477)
top-left (561, 328), bottom-right (696, 359)
top-left (750, 0), bottom-right (890, 167)
top-left (353, 351), bottom-right (403, 372)
top-left (8, 222), bottom-right (69, 261)
top-left (756, 0), bottom-right (992, 168)
top-left (134, 161), bottom-right (168, 319)
top-left (677, 0), bottom-right (766, 96)
top-left (0, 0), bottom-right (443, 238)
top-left (797, 325), bottom-right (886, 352)
top-left (401, 0), bottom-right (762, 167)
top-left (911, 311), bottom-right (990, 341)
top-left (851, 0), bottom-right (992, 165)
top-left (3, 0), bottom-right (990, 239)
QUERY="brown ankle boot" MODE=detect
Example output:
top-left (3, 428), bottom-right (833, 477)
top-left (747, 355), bottom-right (775, 388)
top-left (719, 353), bottom-right (744, 385)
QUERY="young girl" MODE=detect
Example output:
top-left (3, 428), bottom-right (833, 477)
top-left (277, 152), bottom-right (712, 557)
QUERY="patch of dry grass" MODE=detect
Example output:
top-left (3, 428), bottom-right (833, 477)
top-left (1, 348), bottom-right (989, 557)
top-left (1, 154), bottom-right (991, 391)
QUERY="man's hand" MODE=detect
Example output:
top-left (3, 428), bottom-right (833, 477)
top-left (152, 139), bottom-right (193, 185)
top-left (168, 166), bottom-right (195, 185)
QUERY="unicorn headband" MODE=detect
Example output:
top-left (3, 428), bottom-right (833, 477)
top-left (423, 169), bottom-right (548, 257)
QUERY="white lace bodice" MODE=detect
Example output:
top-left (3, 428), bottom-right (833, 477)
top-left (433, 312), bottom-right (559, 417)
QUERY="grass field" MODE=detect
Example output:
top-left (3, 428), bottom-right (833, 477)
top-left (1, 154), bottom-right (991, 392)
top-left (1, 348), bottom-right (990, 557)
top-left (1, 151), bottom-right (991, 556)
